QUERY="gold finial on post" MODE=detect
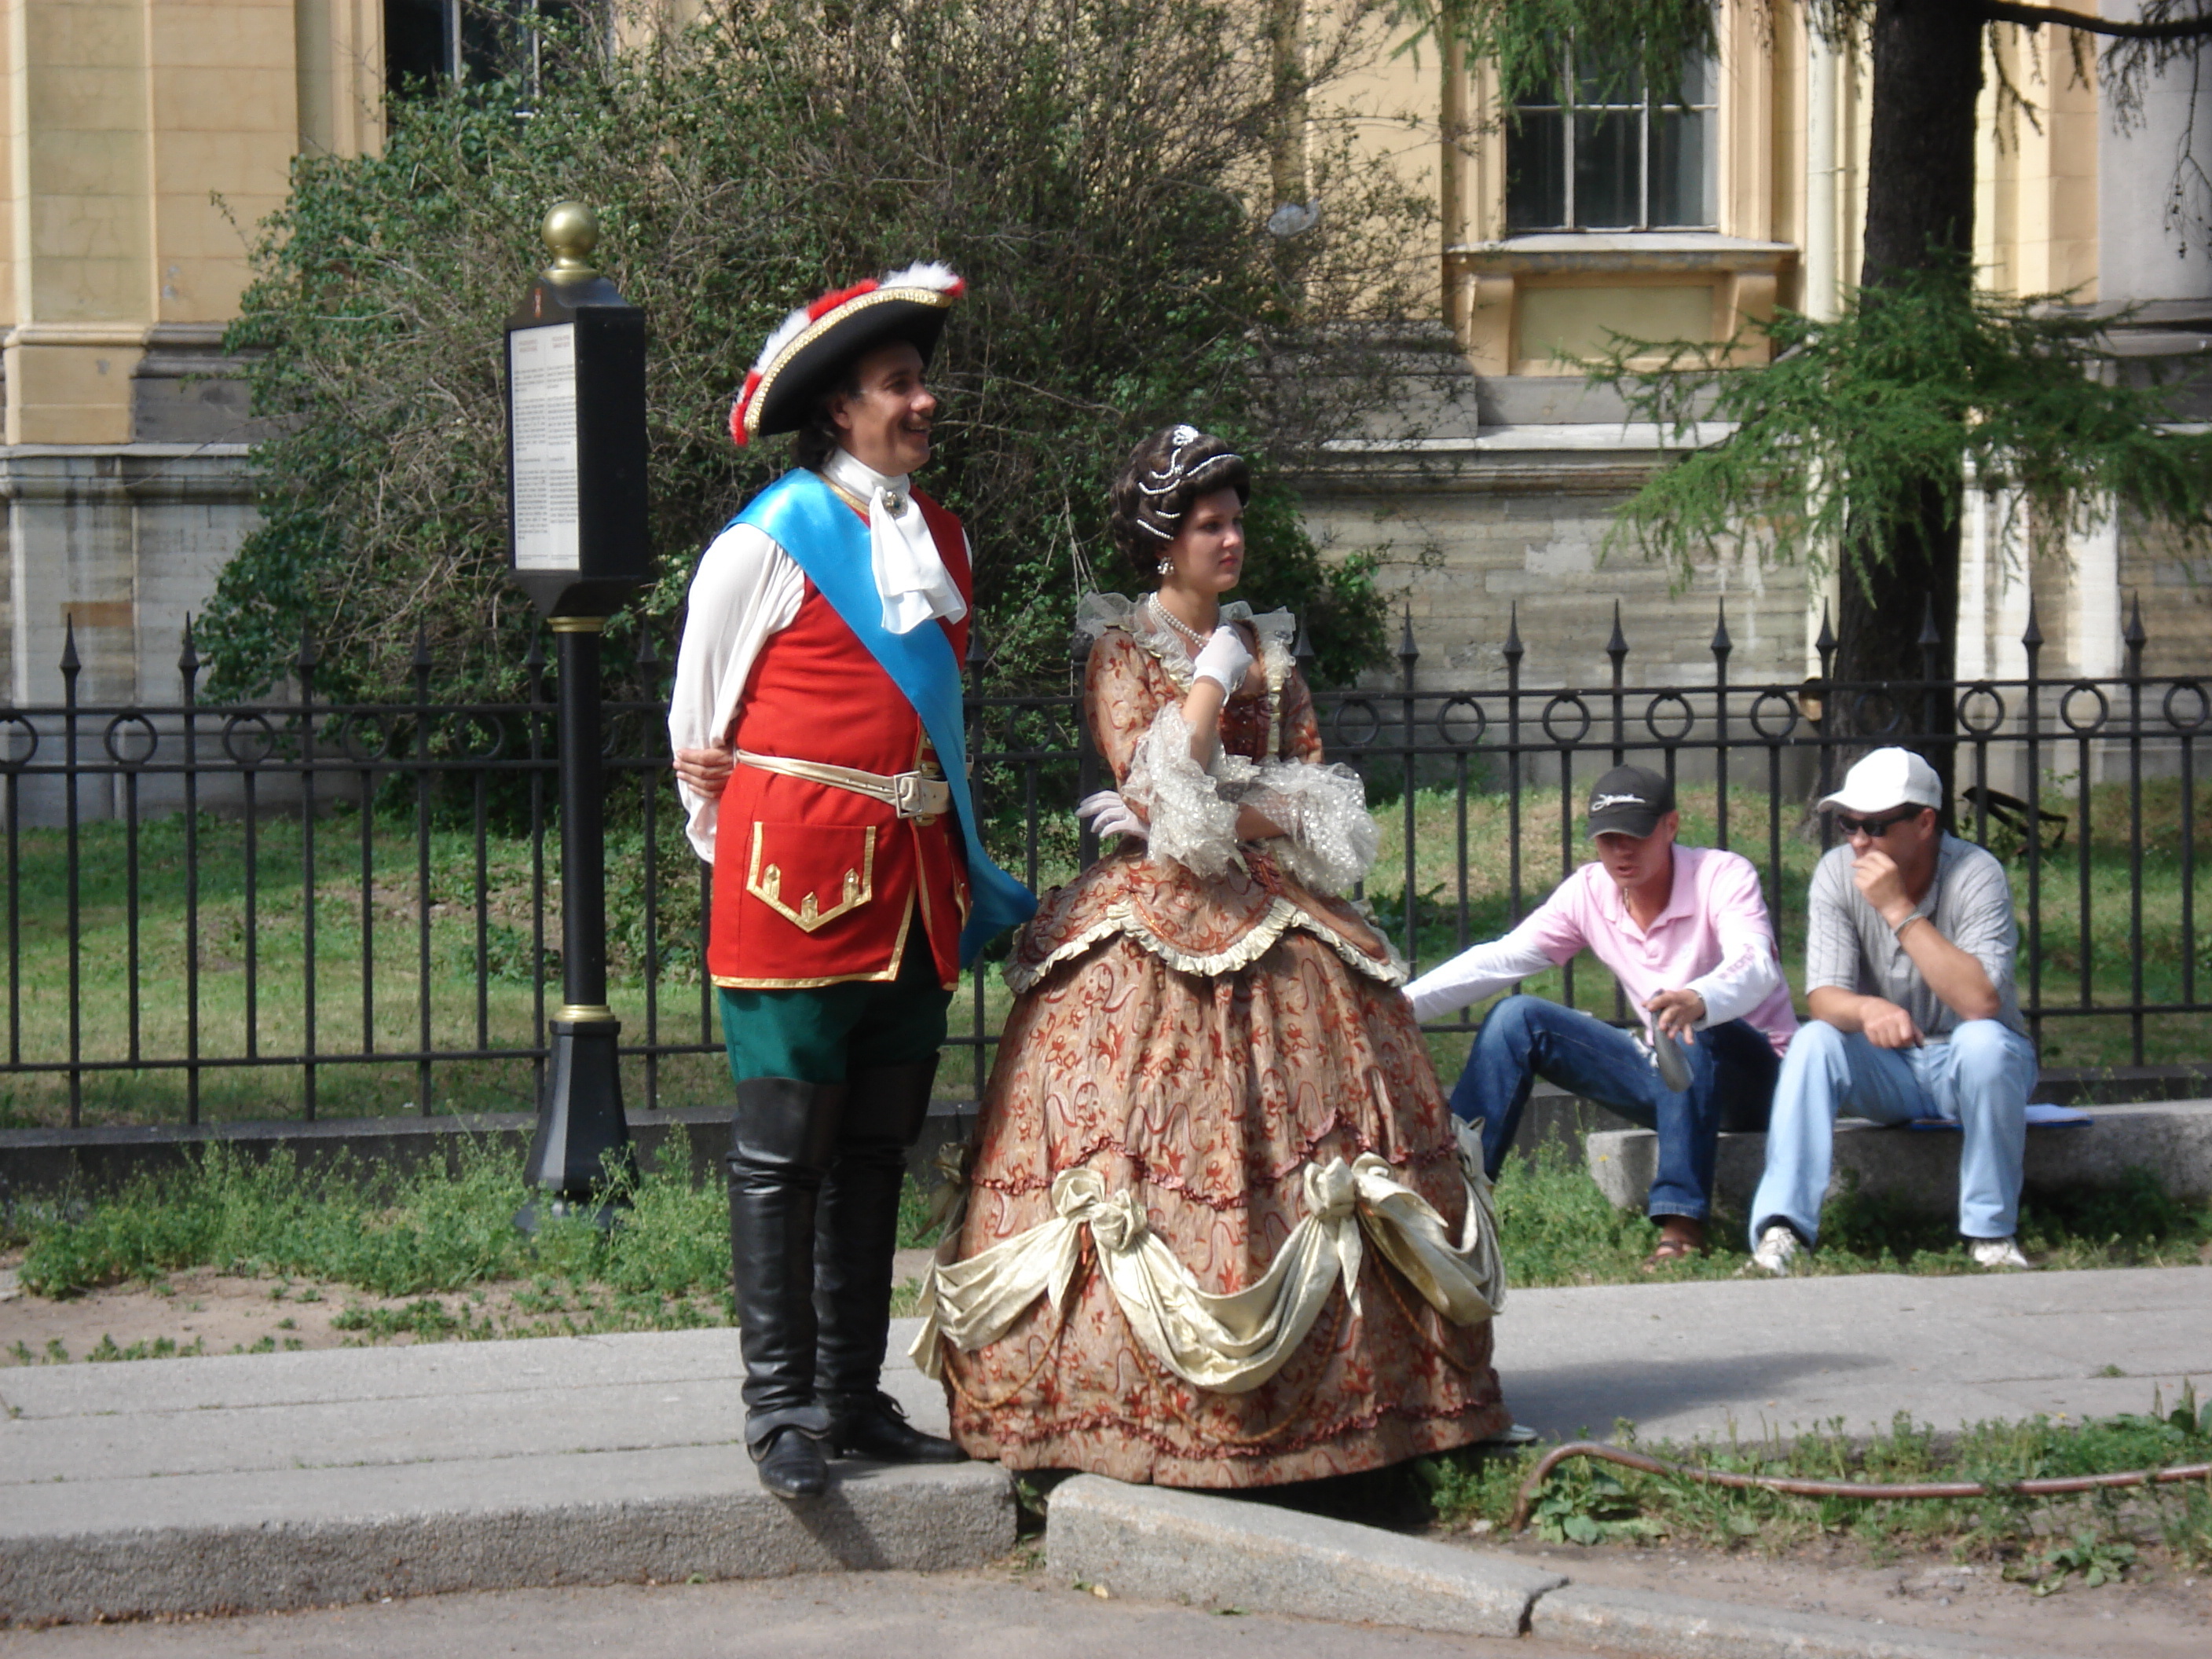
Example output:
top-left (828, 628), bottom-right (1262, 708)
top-left (540, 202), bottom-right (600, 281)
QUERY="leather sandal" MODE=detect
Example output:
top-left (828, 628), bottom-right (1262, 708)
top-left (1639, 1219), bottom-right (1706, 1273)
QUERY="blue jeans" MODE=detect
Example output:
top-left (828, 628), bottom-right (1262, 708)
top-left (1448, 994), bottom-right (1781, 1221)
top-left (1747, 1018), bottom-right (2038, 1247)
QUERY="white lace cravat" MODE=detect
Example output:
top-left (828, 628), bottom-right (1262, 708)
top-left (820, 448), bottom-right (969, 635)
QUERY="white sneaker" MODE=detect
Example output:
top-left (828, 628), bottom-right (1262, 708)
top-left (1967, 1236), bottom-right (2035, 1271)
top-left (1745, 1223), bottom-right (1801, 1277)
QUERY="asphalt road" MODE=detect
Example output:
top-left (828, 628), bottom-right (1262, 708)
top-left (0, 1572), bottom-right (1620, 1659)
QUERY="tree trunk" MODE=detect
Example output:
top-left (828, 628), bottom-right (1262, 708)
top-left (1836, 1), bottom-right (1984, 783)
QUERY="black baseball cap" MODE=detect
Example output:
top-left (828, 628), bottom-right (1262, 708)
top-left (1585, 765), bottom-right (1675, 839)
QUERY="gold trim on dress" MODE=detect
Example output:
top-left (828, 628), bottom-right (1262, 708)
top-left (1003, 892), bottom-right (1405, 996)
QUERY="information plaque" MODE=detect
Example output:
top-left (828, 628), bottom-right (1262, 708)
top-left (507, 324), bottom-right (580, 573)
top-left (500, 222), bottom-right (649, 618)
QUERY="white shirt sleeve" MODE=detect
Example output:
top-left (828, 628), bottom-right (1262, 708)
top-left (668, 522), bottom-right (805, 862)
top-left (1402, 912), bottom-right (1566, 1023)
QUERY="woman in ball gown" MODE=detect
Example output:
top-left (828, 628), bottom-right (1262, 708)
top-left (910, 424), bottom-right (1512, 1487)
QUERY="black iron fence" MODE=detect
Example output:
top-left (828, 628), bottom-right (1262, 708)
top-left (1, 597), bottom-right (2204, 1129)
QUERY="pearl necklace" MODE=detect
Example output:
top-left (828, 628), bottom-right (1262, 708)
top-left (1148, 592), bottom-right (1214, 650)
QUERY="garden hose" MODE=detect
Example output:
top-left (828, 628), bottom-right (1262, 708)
top-left (1507, 1440), bottom-right (2212, 1532)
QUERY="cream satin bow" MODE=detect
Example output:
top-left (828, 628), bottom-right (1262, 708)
top-left (910, 1148), bottom-right (1504, 1393)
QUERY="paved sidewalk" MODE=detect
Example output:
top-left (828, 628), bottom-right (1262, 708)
top-left (1495, 1264), bottom-right (2212, 1444)
top-left (2, 1266), bottom-right (2207, 1635)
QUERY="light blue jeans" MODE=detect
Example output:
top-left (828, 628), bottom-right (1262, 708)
top-left (1748, 1019), bottom-right (2038, 1247)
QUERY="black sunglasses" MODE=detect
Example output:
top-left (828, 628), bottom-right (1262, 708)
top-left (1835, 808), bottom-right (1924, 838)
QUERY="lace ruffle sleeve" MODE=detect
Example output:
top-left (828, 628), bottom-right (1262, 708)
top-left (1243, 759), bottom-right (1378, 895)
top-left (1122, 702), bottom-right (1244, 879)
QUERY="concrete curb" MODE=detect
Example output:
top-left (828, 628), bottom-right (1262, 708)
top-left (1044, 1474), bottom-right (1566, 1638)
top-left (0, 1456), bottom-right (1016, 1625)
top-left (1529, 1581), bottom-right (2086, 1659)
top-left (1042, 1475), bottom-right (2088, 1659)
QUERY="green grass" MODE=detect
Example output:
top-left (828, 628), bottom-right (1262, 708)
top-left (3, 1125), bottom-right (947, 1317)
top-left (9, 1130), bottom-right (2199, 1357)
top-left (1417, 1395), bottom-right (2212, 1587)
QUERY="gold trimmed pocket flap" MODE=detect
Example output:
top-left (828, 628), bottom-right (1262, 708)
top-left (746, 822), bottom-right (876, 932)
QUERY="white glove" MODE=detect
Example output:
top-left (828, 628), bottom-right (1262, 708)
top-left (1077, 789), bottom-right (1145, 841)
top-left (1190, 624), bottom-right (1253, 694)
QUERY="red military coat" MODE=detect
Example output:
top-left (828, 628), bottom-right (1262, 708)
top-left (706, 491), bottom-right (972, 991)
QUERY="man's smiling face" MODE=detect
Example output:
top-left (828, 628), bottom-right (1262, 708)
top-left (831, 340), bottom-right (936, 476)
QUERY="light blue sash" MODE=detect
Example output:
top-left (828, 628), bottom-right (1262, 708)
top-left (733, 470), bottom-right (1036, 967)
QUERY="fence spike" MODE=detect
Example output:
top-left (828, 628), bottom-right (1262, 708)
top-left (1606, 600), bottom-right (1627, 665)
top-left (59, 613), bottom-right (80, 675)
top-left (411, 623), bottom-right (434, 671)
top-left (1502, 600), bottom-right (1523, 665)
top-left (295, 623), bottom-right (319, 674)
top-left (2125, 591), bottom-right (2147, 652)
top-left (2021, 595), bottom-right (2044, 651)
top-left (1292, 613), bottom-right (1317, 675)
top-left (635, 627), bottom-right (660, 670)
top-left (1917, 593), bottom-right (1943, 649)
top-left (524, 626), bottom-right (546, 670)
top-left (1710, 600), bottom-right (1733, 660)
top-left (1397, 602), bottom-right (1419, 668)
top-left (178, 615), bottom-right (200, 677)
top-left (965, 618), bottom-right (987, 672)
top-left (1814, 601), bottom-right (1836, 661)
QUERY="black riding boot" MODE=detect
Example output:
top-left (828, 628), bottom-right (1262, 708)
top-left (728, 1075), bottom-right (845, 1498)
top-left (817, 1054), bottom-right (964, 1463)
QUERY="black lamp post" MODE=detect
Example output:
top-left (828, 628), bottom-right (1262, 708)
top-left (504, 202), bottom-right (653, 1229)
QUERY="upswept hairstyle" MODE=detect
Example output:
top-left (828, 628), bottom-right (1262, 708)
top-left (1107, 424), bottom-right (1251, 584)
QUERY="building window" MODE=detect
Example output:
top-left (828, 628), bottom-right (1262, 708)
top-left (1506, 49), bottom-right (1715, 233)
top-left (384, 0), bottom-right (580, 104)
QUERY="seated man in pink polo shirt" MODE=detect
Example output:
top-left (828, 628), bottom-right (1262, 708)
top-left (1404, 766), bottom-right (1797, 1265)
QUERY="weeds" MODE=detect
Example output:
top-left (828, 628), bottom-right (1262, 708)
top-left (1419, 1401), bottom-right (2212, 1588)
top-left (2012, 1529), bottom-right (2137, 1595)
top-left (2, 1122), bottom-right (952, 1351)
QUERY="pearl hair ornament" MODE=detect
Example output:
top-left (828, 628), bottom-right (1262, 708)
top-left (1130, 424), bottom-right (1243, 543)
top-left (1139, 424), bottom-right (1243, 500)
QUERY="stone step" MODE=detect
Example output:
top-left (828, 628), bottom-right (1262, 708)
top-left (1586, 1098), bottom-right (2212, 1217)
top-left (0, 1320), bottom-right (1014, 1624)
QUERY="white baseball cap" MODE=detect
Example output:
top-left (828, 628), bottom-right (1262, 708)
top-left (1818, 747), bottom-right (1943, 815)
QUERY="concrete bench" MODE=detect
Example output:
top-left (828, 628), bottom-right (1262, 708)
top-left (1585, 1098), bottom-right (2212, 1218)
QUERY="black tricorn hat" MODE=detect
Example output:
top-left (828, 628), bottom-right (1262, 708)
top-left (731, 262), bottom-right (963, 446)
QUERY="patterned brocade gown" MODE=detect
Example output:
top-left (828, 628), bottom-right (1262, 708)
top-left (921, 595), bottom-right (1511, 1487)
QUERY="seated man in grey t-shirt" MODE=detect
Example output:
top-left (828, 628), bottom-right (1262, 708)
top-left (1746, 748), bottom-right (2038, 1274)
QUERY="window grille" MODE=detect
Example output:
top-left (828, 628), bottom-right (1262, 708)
top-left (1506, 49), bottom-right (1716, 233)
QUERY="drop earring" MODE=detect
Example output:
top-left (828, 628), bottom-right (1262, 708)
top-left (1156, 558), bottom-right (1174, 577)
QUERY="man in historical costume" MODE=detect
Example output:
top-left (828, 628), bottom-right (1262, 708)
top-left (1404, 766), bottom-right (1796, 1269)
top-left (669, 263), bottom-right (1035, 1500)
top-left (1745, 748), bottom-right (2038, 1276)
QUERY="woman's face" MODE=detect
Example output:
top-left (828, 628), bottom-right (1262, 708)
top-left (1159, 487), bottom-right (1246, 597)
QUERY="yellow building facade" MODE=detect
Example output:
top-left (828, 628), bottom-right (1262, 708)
top-left (1301, 2), bottom-right (2205, 701)
top-left (1, 2), bottom-right (2204, 709)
